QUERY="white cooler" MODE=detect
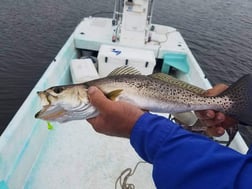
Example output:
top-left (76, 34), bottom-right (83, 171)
top-left (97, 45), bottom-right (156, 77)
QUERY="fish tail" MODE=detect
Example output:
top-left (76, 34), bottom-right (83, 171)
top-left (219, 74), bottom-right (252, 125)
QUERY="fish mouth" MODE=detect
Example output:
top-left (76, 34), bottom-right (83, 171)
top-left (35, 91), bottom-right (67, 121)
top-left (35, 105), bottom-right (67, 121)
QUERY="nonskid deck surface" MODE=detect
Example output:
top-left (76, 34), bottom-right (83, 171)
top-left (25, 120), bottom-right (154, 189)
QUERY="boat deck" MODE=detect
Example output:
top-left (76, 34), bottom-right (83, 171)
top-left (24, 121), bottom-right (154, 189)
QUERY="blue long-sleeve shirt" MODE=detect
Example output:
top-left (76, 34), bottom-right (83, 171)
top-left (130, 113), bottom-right (252, 189)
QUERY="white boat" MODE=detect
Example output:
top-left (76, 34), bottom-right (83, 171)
top-left (0, 1), bottom-right (248, 189)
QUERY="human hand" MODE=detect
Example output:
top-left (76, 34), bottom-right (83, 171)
top-left (195, 84), bottom-right (238, 137)
top-left (86, 86), bottom-right (144, 138)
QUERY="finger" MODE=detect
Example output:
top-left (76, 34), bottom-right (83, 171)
top-left (220, 116), bottom-right (238, 130)
top-left (87, 86), bottom-right (111, 112)
top-left (206, 126), bottom-right (225, 137)
top-left (204, 84), bottom-right (229, 96)
top-left (195, 110), bottom-right (215, 120)
top-left (86, 116), bottom-right (97, 125)
top-left (205, 112), bottom-right (236, 129)
top-left (200, 112), bottom-right (225, 127)
top-left (205, 112), bottom-right (237, 137)
top-left (87, 114), bottom-right (107, 133)
top-left (87, 117), bottom-right (105, 133)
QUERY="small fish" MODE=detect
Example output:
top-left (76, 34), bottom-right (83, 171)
top-left (35, 67), bottom-right (252, 128)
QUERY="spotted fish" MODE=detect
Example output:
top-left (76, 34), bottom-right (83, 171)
top-left (35, 67), bottom-right (252, 128)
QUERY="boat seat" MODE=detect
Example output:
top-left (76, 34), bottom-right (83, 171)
top-left (161, 53), bottom-right (189, 74)
top-left (70, 58), bottom-right (99, 83)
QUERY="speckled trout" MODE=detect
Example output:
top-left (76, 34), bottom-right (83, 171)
top-left (35, 67), bottom-right (252, 126)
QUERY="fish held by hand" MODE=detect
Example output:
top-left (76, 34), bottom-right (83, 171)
top-left (35, 67), bottom-right (252, 126)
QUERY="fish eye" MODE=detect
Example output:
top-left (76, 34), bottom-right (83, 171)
top-left (53, 87), bottom-right (64, 94)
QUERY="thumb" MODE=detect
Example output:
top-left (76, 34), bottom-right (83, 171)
top-left (88, 86), bottom-right (111, 111)
top-left (204, 84), bottom-right (228, 97)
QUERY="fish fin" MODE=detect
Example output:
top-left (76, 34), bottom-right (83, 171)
top-left (219, 74), bottom-right (252, 125)
top-left (108, 66), bottom-right (141, 76)
top-left (149, 73), bottom-right (206, 95)
top-left (106, 89), bottom-right (123, 101)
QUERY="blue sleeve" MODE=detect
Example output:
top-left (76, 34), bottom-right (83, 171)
top-left (130, 113), bottom-right (252, 189)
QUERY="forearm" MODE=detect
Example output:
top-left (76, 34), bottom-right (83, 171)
top-left (130, 113), bottom-right (252, 189)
